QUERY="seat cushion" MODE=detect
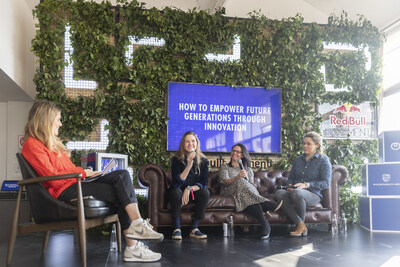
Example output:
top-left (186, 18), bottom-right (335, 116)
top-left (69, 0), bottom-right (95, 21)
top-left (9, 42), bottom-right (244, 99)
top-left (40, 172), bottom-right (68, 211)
top-left (166, 195), bottom-right (236, 211)
top-left (69, 196), bottom-right (111, 208)
top-left (206, 195), bottom-right (235, 209)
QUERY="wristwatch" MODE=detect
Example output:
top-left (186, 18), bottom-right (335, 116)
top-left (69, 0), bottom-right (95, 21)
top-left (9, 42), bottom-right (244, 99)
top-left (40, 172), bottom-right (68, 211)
top-left (305, 182), bottom-right (309, 189)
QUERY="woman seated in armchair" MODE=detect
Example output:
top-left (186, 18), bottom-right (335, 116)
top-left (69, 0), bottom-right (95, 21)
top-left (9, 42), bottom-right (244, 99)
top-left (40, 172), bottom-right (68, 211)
top-left (275, 131), bottom-right (332, 237)
top-left (219, 143), bottom-right (282, 239)
top-left (22, 101), bottom-right (163, 262)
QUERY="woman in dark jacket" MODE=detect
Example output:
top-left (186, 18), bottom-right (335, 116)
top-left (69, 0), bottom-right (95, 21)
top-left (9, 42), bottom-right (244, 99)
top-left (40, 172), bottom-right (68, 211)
top-left (168, 131), bottom-right (210, 240)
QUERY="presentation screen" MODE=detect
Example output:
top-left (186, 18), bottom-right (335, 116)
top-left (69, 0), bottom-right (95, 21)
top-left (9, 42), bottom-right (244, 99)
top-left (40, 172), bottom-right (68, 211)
top-left (167, 82), bottom-right (281, 153)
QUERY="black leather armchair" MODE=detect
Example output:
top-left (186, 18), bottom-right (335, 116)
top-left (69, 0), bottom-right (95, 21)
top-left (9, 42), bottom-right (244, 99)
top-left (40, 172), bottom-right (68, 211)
top-left (6, 153), bottom-right (122, 267)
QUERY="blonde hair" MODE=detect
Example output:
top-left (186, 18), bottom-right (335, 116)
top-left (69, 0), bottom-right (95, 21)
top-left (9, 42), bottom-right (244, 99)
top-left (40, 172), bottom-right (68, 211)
top-left (304, 131), bottom-right (324, 155)
top-left (174, 131), bottom-right (206, 174)
top-left (24, 101), bottom-right (70, 156)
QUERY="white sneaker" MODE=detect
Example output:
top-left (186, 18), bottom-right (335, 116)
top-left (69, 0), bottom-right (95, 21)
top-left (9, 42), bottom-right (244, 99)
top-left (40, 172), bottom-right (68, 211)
top-left (123, 241), bottom-right (161, 262)
top-left (126, 219), bottom-right (164, 241)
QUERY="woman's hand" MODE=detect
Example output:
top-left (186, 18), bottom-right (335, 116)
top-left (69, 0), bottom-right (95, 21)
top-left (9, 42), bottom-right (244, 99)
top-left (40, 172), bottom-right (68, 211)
top-left (237, 169), bottom-right (247, 179)
top-left (286, 184), bottom-right (294, 191)
top-left (85, 169), bottom-right (101, 178)
top-left (187, 151), bottom-right (196, 166)
top-left (293, 183), bottom-right (307, 189)
top-left (181, 187), bottom-right (190, 205)
top-left (179, 152), bottom-right (196, 181)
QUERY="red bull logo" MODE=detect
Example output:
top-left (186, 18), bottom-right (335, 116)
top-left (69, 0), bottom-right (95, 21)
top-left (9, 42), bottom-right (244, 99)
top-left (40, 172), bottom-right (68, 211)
top-left (330, 115), bottom-right (366, 126)
top-left (333, 103), bottom-right (362, 114)
top-left (333, 104), bottom-right (347, 113)
top-left (349, 105), bottom-right (361, 113)
top-left (330, 103), bottom-right (365, 126)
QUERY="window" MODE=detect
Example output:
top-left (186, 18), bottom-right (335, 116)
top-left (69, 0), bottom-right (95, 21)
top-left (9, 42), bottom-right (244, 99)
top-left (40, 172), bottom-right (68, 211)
top-left (381, 23), bottom-right (400, 132)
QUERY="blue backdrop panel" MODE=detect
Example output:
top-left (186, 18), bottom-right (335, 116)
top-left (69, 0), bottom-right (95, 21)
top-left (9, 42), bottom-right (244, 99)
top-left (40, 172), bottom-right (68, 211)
top-left (359, 196), bottom-right (400, 232)
top-left (167, 82), bottom-right (281, 153)
top-left (379, 131), bottom-right (400, 162)
top-left (362, 163), bottom-right (400, 196)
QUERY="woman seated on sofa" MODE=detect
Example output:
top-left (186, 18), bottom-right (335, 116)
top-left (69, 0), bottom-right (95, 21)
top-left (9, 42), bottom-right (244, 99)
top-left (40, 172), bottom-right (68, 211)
top-left (275, 131), bottom-right (332, 237)
top-left (22, 101), bottom-right (163, 262)
top-left (167, 131), bottom-right (210, 240)
top-left (219, 143), bottom-right (282, 239)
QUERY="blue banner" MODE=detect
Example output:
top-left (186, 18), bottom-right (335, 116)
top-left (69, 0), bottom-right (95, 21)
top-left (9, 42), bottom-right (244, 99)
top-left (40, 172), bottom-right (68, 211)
top-left (167, 82), bottom-right (281, 153)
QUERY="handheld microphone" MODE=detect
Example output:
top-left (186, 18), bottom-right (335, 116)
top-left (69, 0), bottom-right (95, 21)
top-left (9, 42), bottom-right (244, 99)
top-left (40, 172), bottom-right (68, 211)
top-left (238, 159), bottom-right (247, 180)
top-left (238, 159), bottom-right (244, 170)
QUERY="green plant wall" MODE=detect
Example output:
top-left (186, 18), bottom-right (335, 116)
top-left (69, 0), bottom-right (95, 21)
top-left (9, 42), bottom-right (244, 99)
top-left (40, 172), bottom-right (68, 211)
top-left (32, 0), bottom-right (383, 222)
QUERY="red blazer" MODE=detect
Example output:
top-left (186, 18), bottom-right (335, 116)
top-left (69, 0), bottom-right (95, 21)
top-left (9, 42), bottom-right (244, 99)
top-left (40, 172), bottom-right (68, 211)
top-left (21, 136), bottom-right (87, 199)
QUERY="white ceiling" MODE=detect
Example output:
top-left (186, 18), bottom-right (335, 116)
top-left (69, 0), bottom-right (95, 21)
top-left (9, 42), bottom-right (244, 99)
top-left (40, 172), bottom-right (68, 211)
top-left (26, 0), bottom-right (400, 31)
top-left (3, 0), bottom-right (398, 101)
top-left (303, 0), bottom-right (400, 31)
top-left (194, 0), bottom-right (400, 31)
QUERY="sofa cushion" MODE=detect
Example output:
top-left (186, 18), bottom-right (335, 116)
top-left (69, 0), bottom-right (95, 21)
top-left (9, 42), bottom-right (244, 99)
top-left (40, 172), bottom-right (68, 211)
top-left (166, 195), bottom-right (236, 210)
top-left (206, 195), bottom-right (235, 209)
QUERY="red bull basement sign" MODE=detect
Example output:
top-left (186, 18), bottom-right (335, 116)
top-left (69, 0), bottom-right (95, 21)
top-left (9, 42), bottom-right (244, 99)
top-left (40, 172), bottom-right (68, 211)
top-left (319, 102), bottom-right (376, 139)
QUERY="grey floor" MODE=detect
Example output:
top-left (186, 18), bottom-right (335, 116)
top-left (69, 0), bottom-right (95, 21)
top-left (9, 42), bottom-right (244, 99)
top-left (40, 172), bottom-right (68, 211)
top-left (1, 224), bottom-right (400, 267)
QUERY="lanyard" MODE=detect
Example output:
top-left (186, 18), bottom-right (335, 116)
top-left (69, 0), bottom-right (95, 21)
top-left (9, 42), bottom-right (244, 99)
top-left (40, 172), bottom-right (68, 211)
top-left (190, 187), bottom-right (195, 200)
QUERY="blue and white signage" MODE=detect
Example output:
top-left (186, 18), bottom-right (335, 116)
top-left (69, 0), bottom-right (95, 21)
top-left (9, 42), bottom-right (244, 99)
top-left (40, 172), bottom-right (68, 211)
top-left (362, 162), bottom-right (400, 196)
top-left (167, 83), bottom-right (281, 153)
top-left (379, 130), bottom-right (400, 162)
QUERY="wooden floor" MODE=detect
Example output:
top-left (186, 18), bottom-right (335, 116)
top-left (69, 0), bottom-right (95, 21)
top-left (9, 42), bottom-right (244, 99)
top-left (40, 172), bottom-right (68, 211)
top-left (1, 224), bottom-right (400, 267)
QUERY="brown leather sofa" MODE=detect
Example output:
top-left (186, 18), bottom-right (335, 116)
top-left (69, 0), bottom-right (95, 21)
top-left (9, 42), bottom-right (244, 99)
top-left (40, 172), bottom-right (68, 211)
top-left (138, 164), bottom-right (348, 228)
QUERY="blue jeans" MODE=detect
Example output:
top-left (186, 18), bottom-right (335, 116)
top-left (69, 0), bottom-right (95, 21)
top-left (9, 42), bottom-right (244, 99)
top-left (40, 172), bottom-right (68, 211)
top-left (275, 188), bottom-right (321, 224)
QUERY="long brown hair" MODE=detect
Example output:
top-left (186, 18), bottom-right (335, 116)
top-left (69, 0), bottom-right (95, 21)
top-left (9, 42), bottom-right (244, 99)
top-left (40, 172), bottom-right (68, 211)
top-left (228, 143), bottom-right (251, 169)
top-left (24, 101), bottom-right (70, 156)
top-left (174, 131), bottom-right (206, 174)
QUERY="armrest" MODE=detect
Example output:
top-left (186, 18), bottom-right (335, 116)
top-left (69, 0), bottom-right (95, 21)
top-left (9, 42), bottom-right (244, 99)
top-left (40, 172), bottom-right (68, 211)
top-left (325, 165), bottom-right (349, 221)
top-left (138, 164), bottom-right (168, 226)
top-left (18, 173), bottom-right (83, 186)
top-left (331, 165), bottom-right (348, 186)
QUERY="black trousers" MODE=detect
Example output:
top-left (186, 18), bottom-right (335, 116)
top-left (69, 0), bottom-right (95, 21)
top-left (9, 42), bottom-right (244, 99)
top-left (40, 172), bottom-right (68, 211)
top-left (167, 187), bottom-right (210, 221)
top-left (243, 201), bottom-right (277, 236)
top-left (58, 170), bottom-right (137, 231)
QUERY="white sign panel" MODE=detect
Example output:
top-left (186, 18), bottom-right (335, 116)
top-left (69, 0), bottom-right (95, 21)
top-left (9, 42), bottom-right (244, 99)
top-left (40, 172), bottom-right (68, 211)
top-left (319, 102), bottom-right (376, 140)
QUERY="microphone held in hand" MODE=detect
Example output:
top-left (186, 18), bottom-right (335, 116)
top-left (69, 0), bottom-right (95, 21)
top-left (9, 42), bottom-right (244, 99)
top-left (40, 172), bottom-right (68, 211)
top-left (237, 159), bottom-right (247, 180)
top-left (238, 159), bottom-right (244, 170)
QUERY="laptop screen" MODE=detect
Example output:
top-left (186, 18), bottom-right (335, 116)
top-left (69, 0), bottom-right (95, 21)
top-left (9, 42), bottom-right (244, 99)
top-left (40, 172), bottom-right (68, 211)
top-left (1, 181), bottom-right (19, 191)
